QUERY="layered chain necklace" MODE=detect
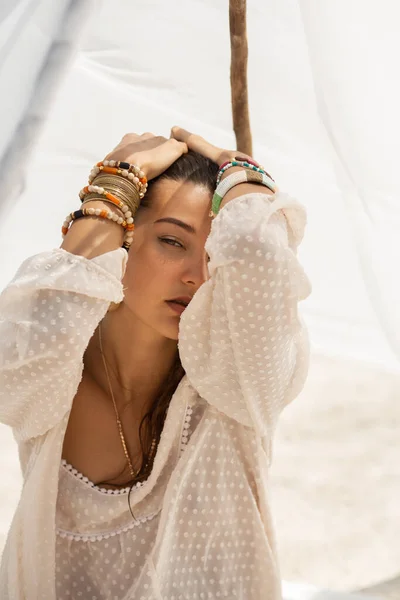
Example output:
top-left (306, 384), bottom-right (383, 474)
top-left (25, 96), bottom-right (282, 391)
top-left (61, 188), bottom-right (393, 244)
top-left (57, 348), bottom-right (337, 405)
top-left (98, 321), bottom-right (157, 482)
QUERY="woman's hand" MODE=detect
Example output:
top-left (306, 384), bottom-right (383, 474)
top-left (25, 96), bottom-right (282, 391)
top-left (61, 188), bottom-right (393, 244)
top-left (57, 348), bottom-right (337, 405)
top-left (169, 126), bottom-right (253, 168)
top-left (104, 132), bottom-right (188, 181)
top-left (171, 125), bottom-right (277, 189)
top-left (170, 126), bottom-right (276, 210)
top-left (60, 133), bottom-right (187, 258)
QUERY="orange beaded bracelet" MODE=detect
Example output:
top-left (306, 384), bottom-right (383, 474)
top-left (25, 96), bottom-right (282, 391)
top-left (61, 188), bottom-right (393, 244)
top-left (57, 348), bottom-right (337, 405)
top-left (79, 185), bottom-right (136, 220)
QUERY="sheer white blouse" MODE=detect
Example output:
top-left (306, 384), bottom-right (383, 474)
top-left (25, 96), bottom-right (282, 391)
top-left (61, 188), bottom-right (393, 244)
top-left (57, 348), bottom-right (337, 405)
top-left (0, 191), bottom-right (311, 599)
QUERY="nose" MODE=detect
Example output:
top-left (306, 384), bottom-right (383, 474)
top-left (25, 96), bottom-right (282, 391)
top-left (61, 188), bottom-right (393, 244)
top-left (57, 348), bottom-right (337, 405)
top-left (182, 253), bottom-right (210, 289)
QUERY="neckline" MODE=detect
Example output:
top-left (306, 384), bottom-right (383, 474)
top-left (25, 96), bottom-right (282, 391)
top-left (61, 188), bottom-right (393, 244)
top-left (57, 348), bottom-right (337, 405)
top-left (60, 460), bottom-right (134, 495)
top-left (60, 400), bottom-right (194, 495)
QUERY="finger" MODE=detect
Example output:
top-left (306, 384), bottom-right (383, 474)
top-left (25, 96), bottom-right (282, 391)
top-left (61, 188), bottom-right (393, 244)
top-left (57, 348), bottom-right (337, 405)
top-left (140, 132), bottom-right (156, 139)
top-left (104, 133), bottom-right (140, 159)
top-left (104, 136), bottom-right (169, 164)
top-left (121, 133), bottom-right (141, 142)
top-left (171, 126), bottom-right (220, 163)
top-left (137, 135), bottom-right (168, 151)
top-left (170, 126), bottom-right (191, 144)
top-left (234, 153), bottom-right (254, 162)
top-left (139, 138), bottom-right (188, 180)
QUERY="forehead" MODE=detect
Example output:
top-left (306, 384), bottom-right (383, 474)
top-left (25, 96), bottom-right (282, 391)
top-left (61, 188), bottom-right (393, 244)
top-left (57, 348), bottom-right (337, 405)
top-left (147, 179), bottom-right (213, 233)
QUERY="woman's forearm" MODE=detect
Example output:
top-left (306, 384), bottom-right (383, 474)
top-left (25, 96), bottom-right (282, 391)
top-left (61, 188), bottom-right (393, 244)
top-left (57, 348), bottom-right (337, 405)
top-left (218, 166), bottom-right (275, 213)
top-left (60, 200), bottom-right (124, 259)
top-left (60, 163), bottom-right (276, 259)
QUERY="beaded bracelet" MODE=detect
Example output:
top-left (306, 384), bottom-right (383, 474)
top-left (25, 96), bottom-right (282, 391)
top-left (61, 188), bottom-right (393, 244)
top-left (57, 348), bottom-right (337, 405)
top-left (81, 196), bottom-right (127, 218)
top-left (218, 157), bottom-right (261, 175)
top-left (61, 208), bottom-right (135, 250)
top-left (90, 161), bottom-right (148, 198)
top-left (221, 156), bottom-right (261, 169)
top-left (91, 167), bottom-right (146, 198)
top-left (79, 185), bottom-right (136, 219)
top-left (211, 169), bottom-right (277, 217)
top-left (84, 176), bottom-right (140, 216)
top-left (216, 160), bottom-right (274, 186)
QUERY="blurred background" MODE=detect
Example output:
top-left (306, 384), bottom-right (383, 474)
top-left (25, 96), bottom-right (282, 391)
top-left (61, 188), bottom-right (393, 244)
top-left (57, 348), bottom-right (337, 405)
top-left (0, 1), bottom-right (399, 598)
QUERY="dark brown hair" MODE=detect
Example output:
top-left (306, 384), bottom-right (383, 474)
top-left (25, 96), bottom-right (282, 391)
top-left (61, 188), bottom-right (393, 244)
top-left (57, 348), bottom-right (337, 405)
top-left (126, 150), bottom-right (218, 519)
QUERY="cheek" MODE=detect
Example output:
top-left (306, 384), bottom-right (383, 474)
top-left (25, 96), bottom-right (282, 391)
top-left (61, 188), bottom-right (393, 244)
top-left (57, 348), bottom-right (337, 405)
top-left (122, 245), bottom-right (182, 307)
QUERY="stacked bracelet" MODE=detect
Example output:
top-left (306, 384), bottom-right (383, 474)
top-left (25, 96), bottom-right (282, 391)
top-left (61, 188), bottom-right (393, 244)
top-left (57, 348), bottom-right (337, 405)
top-left (79, 185), bottom-right (136, 219)
top-left (211, 169), bottom-right (277, 217)
top-left (216, 159), bottom-right (274, 186)
top-left (61, 159), bottom-right (145, 252)
top-left (81, 196), bottom-right (131, 218)
top-left (89, 161), bottom-right (148, 198)
top-left (61, 207), bottom-right (135, 250)
top-left (84, 175), bottom-right (140, 216)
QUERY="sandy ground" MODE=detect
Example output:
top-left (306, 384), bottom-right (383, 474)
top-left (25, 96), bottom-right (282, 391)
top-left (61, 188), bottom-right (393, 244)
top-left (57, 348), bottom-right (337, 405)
top-left (0, 352), bottom-right (399, 594)
top-left (269, 353), bottom-right (400, 593)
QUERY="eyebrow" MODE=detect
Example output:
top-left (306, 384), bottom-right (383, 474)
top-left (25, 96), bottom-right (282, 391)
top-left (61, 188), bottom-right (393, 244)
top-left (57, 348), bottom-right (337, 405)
top-left (154, 217), bottom-right (196, 234)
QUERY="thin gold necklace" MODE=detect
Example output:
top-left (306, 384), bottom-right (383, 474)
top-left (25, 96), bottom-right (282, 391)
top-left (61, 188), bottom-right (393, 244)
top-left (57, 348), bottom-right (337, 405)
top-left (98, 321), bottom-right (157, 481)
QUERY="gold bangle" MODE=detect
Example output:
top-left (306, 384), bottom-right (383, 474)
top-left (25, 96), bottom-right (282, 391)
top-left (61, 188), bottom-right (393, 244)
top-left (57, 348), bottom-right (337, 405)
top-left (93, 173), bottom-right (140, 199)
top-left (95, 183), bottom-right (140, 211)
top-left (87, 175), bottom-right (141, 215)
top-left (83, 192), bottom-right (139, 216)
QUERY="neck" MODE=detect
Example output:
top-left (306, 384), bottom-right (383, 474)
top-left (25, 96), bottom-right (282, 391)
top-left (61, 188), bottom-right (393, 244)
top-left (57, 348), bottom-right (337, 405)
top-left (91, 303), bottom-right (179, 417)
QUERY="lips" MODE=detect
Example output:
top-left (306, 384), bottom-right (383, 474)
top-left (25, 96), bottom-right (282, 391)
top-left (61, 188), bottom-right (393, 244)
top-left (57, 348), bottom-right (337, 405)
top-left (166, 300), bottom-right (188, 315)
top-left (167, 296), bottom-right (192, 307)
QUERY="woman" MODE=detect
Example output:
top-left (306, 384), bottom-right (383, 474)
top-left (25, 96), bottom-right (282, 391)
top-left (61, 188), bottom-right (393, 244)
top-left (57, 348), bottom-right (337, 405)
top-left (0, 127), bottom-right (311, 599)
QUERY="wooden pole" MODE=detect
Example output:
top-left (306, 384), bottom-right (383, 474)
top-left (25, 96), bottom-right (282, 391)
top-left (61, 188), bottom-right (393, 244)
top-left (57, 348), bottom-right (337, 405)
top-left (229, 0), bottom-right (253, 155)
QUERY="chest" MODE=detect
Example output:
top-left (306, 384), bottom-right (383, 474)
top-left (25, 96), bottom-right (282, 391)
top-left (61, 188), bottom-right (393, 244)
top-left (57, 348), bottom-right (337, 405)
top-left (61, 370), bottom-right (144, 488)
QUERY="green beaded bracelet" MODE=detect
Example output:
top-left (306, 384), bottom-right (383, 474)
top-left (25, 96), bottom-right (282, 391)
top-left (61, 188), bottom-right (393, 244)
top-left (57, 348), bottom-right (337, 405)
top-left (216, 160), bottom-right (268, 186)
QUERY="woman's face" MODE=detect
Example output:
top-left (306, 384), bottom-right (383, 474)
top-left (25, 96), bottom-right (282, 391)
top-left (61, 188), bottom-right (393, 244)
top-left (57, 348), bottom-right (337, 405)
top-left (121, 178), bottom-right (213, 340)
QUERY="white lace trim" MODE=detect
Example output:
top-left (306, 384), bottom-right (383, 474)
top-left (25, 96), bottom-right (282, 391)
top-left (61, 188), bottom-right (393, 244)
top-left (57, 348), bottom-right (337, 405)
top-left (56, 511), bottom-right (159, 542)
top-left (56, 402), bottom-right (193, 542)
top-left (60, 401), bottom-right (194, 496)
top-left (180, 404), bottom-right (193, 455)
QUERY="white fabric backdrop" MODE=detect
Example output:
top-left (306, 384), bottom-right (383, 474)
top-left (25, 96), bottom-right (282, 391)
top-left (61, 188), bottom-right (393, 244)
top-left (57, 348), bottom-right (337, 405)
top-left (0, 0), bottom-right (398, 372)
top-left (0, 0), bottom-right (69, 160)
top-left (0, 0), bottom-right (399, 595)
top-left (300, 0), bottom-right (400, 364)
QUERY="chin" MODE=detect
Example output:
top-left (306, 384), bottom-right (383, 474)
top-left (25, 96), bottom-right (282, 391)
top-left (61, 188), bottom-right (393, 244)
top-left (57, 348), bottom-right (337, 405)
top-left (150, 315), bottom-right (179, 342)
top-left (164, 324), bottom-right (180, 342)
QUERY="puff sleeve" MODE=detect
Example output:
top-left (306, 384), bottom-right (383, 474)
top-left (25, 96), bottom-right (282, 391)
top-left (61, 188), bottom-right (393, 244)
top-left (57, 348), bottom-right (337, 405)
top-left (178, 191), bottom-right (312, 439)
top-left (0, 247), bottom-right (127, 442)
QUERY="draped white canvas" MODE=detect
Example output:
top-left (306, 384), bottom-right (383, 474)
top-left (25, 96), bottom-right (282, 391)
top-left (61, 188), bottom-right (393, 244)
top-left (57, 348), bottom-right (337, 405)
top-left (0, 0), bottom-right (398, 371)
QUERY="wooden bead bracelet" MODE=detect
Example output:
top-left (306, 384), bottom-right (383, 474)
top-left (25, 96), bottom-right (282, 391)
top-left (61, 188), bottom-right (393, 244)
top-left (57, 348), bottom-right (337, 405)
top-left (89, 161), bottom-right (148, 198)
top-left (61, 207), bottom-right (135, 250)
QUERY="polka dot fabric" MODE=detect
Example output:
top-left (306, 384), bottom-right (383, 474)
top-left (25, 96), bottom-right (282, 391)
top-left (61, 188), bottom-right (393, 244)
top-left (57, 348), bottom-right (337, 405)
top-left (54, 398), bottom-right (199, 599)
top-left (0, 247), bottom-right (127, 441)
top-left (0, 192), bottom-right (311, 599)
top-left (179, 192), bottom-right (311, 437)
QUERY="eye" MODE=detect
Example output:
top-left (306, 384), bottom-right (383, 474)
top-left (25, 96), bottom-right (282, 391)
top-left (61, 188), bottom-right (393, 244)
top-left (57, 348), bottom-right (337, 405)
top-left (159, 237), bottom-right (184, 248)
